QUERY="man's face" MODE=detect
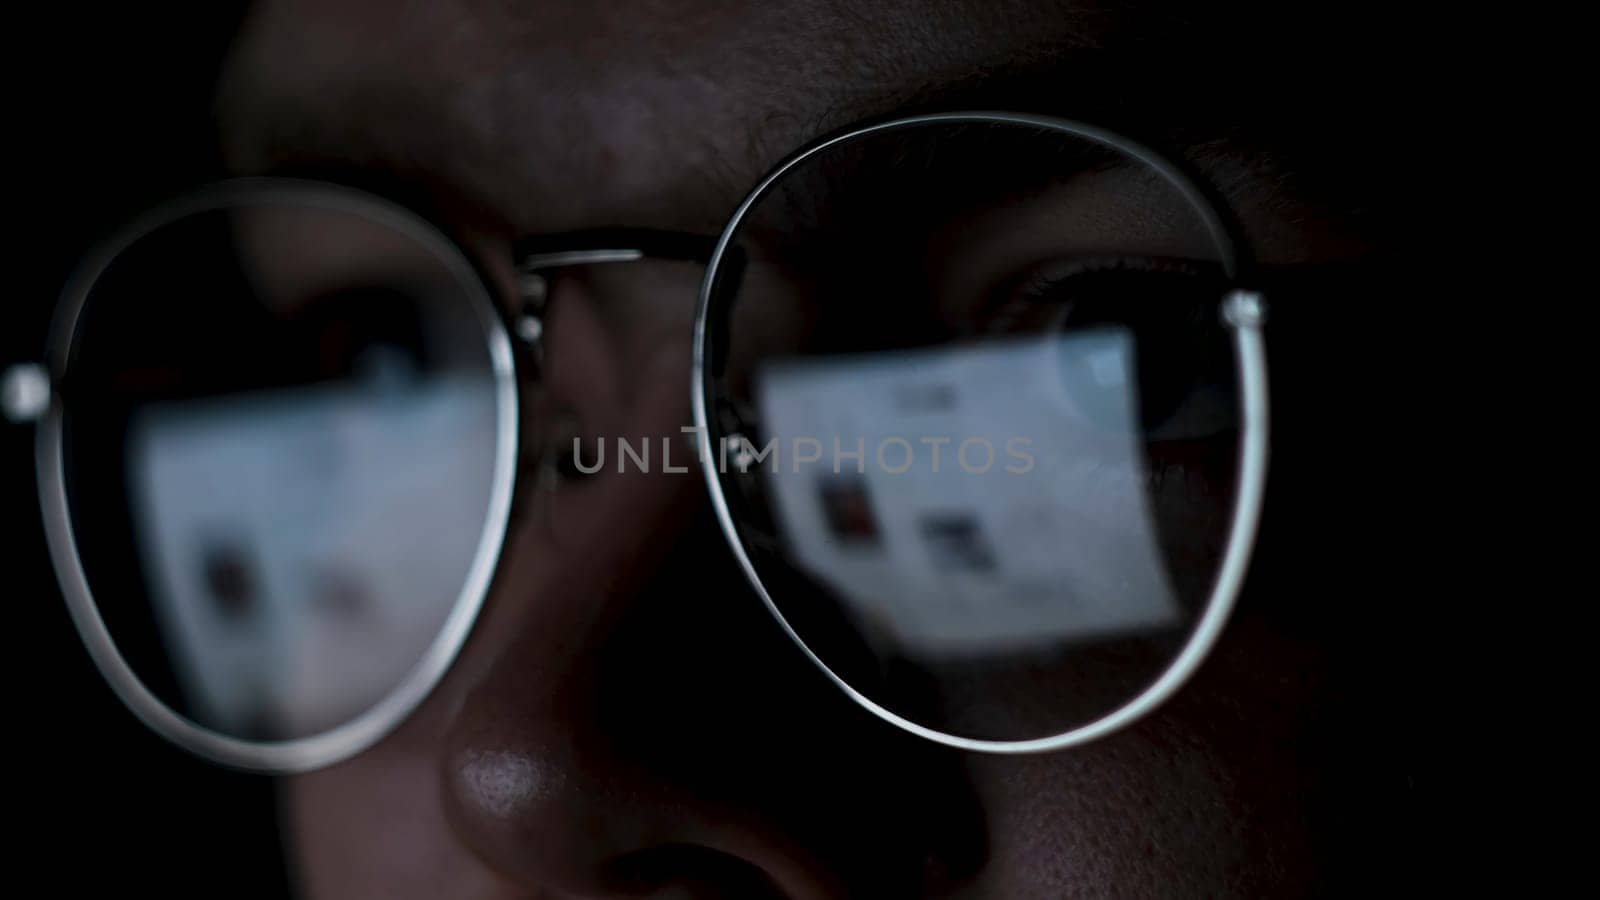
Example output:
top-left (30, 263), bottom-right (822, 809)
top-left (214, 2), bottom-right (1388, 896)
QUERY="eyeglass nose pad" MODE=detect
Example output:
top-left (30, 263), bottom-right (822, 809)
top-left (709, 394), bottom-right (784, 543)
top-left (714, 396), bottom-right (760, 451)
top-left (700, 245), bottom-right (747, 383)
top-left (697, 241), bottom-right (778, 537)
top-left (513, 270), bottom-right (550, 378)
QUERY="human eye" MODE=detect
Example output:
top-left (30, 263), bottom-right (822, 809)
top-left (964, 255), bottom-right (1239, 441)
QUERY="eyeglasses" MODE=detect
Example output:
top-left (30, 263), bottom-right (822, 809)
top-left (4, 112), bottom-right (1268, 772)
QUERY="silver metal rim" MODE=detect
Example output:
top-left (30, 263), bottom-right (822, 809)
top-left (690, 111), bottom-right (1270, 754)
top-left (37, 178), bottom-right (519, 773)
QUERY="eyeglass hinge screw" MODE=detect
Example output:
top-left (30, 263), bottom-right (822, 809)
top-left (1223, 290), bottom-right (1268, 329)
top-left (2, 363), bottom-right (51, 424)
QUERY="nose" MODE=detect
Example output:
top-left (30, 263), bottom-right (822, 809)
top-left (440, 485), bottom-right (842, 898)
top-left (434, 266), bottom-right (985, 897)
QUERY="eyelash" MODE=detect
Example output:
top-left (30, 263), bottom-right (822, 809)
top-left (975, 255), bottom-right (1239, 442)
top-left (977, 255), bottom-right (1216, 335)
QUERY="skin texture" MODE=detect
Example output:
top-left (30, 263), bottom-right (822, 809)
top-left (211, 2), bottom-right (1405, 897)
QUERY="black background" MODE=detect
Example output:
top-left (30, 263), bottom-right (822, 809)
top-left (6, 5), bottom-right (290, 895)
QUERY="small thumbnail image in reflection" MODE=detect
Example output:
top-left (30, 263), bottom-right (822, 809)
top-left (199, 536), bottom-right (260, 621)
top-left (816, 475), bottom-right (881, 546)
top-left (918, 514), bottom-right (997, 573)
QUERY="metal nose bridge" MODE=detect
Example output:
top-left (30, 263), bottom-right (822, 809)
top-left (509, 229), bottom-right (720, 372)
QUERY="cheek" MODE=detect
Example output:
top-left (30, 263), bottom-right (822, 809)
top-left (971, 744), bottom-right (1237, 897)
top-left (281, 699), bottom-right (515, 899)
top-left (964, 614), bottom-right (1331, 897)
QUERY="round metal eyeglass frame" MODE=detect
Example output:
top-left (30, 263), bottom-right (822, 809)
top-left (691, 112), bottom-right (1271, 754)
top-left (6, 111), bottom-right (1268, 772)
top-left (24, 180), bottom-right (522, 773)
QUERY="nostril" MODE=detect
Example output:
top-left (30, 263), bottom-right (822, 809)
top-left (602, 844), bottom-right (791, 900)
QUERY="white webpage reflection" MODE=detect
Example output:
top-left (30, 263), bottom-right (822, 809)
top-left (126, 372), bottom-right (497, 739)
top-left (755, 331), bottom-right (1180, 659)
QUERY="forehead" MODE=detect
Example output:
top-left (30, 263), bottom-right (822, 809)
top-left (216, 0), bottom-right (1124, 234)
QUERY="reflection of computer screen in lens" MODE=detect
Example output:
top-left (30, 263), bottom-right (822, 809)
top-left (754, 332), bottom-right (1180, 660)
top-left (125, 369), bottom-right (496, 739)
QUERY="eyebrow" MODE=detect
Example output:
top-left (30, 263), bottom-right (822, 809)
top-left (687, 49), bottom-right (1291, 260)
top-left (797, 49), bottom-right (1253, 162)
top-left (772, 115), bottom-right (1127, 225)
top-left (242, 41), bottom-right (1299, 262)
top-left (507, 104), bottom-right (1221, 281)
